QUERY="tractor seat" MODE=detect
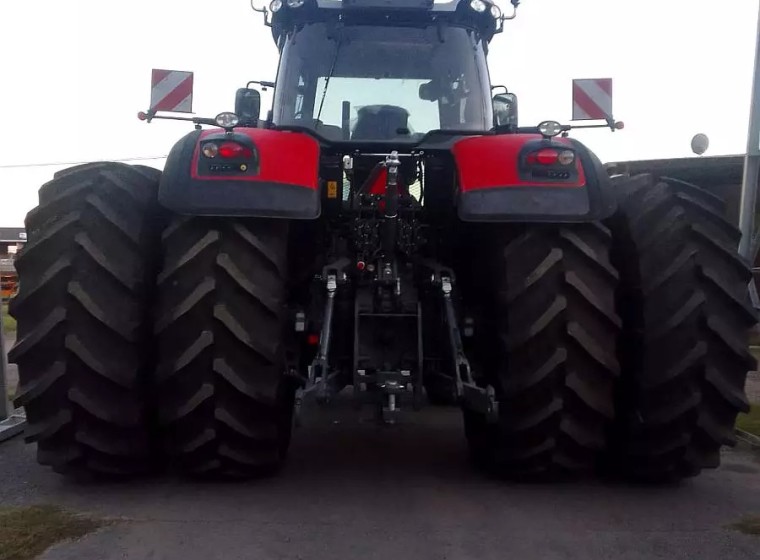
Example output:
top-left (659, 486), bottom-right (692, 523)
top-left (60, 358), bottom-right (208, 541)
top-left (292, 117), bottom-right (344, 141)
top-left (352, 105), bottom-right (410, 141)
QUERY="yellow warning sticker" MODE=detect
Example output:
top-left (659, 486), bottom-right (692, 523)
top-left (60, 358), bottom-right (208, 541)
top-left (327, 181), bottom-right (338, 199)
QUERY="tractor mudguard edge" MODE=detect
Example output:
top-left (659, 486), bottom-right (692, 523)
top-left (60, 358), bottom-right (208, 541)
top-left (159, 129), bottom-right (322, 219)
top-left (454, 136), bottom-right (617, 223)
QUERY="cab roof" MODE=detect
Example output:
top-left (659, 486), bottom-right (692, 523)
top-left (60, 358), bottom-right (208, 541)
top-left (267, 0), bottom-right (517, 45)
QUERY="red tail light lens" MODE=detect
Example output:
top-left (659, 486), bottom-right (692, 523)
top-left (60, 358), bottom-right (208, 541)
top-left (526, 149), bottom-right (559, 165)
top-left (218, 142), bottom-right (253, 159)
top-left (526, 148), bottom-right (575, 166)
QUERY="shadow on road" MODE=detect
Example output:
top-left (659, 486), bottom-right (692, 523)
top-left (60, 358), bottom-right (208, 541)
top-left (1, 396), bottom-right (759, 559)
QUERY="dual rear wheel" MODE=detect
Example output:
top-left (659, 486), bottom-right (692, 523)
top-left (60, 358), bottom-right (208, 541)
top-left (8, 164), bottom-right (756, 481)
top-left (9, 163), bottom-right (295, 478)
top-left (461, 174), bottom-right (756, 481)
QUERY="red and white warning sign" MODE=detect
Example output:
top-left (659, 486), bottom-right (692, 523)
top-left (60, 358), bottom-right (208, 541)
top-left (572, 78), bottom-right (613, 121)
top-left (150, 69), bottom-right (194, 113)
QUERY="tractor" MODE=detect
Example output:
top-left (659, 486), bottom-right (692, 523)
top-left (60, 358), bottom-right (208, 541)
top-left (8, 0), bottom-right (757, 482)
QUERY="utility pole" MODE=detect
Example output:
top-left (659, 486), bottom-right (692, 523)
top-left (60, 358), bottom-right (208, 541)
top-left (738, 0), bottom-right (760, 260)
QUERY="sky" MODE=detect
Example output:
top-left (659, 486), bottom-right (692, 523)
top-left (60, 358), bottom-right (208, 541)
top-left (0, 0), bottom-right (758, 226)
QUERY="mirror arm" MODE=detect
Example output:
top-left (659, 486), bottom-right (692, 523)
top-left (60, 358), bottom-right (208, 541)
top-left (137, 110), bottom-right (217, 127)
top-left (502, 7), bottom-right (518, 20)
top-left (250, 0), bottom-right (272, 26)
top-left (247, 80), bottom-right (276, 91)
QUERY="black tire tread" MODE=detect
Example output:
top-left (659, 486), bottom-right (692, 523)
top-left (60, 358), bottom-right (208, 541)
top-left (8, 162), bottom-right (162, 475)
top-left (155, 216), bottom-right (295, 478)
top-left (465, 224), bottom-right (620, 477)
top-left (607, 173), bottom-right (756, 480)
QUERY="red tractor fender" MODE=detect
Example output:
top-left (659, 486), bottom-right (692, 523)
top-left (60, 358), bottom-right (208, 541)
top-left (452, 134), bottom-right (586, 190)
top-left (450, 133), bottom-right (616, 223)
top-left (159, 127), bottom-right (321, 218)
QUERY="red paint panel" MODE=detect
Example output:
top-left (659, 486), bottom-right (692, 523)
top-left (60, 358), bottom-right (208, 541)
top-left (368, 167), bottom-right (387, 195)
top-left (366, 167), bottom-right (410, 196)
top-left (192, 128), bottom-right (320, 189)
top-left (451, 134), bottom-right (586, 191)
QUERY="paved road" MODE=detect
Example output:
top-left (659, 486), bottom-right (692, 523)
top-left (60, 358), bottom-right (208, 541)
top-left (1, 399), bottom-right (759, 560)
top-left (2, 336), bottom-right (759, 559)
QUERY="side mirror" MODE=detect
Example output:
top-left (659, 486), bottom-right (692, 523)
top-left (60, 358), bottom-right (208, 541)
top-left (493, 92), bottom-right (518, 130)
top-left (235, 88), bottom-right (261, 127)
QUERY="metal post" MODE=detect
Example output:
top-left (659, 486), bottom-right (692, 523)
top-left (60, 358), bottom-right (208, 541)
top-left (737, 0), bottom-right (760, 260)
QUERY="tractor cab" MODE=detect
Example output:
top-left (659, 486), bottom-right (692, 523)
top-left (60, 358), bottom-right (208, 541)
top-left (252, 0), bottom-right (521, 143)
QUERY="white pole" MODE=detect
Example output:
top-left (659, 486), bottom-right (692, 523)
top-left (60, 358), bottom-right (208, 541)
top-left (738, 0), bottom-right (760, 259)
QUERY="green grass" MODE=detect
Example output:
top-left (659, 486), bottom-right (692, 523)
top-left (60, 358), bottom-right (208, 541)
top-left (0, 505), bottom-right (105, 560)
top-left (1, 303), bottom-right (15, 335)
top-left (727, 514), bottom-right (760, 536)
top-left (736, 405), bottom-right (760, 437)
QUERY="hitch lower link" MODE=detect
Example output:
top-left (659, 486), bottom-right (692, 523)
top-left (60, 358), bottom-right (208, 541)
top-left (294, 261), bottom-right (350, 423)
top-left (433, 270), bottom-right (499, 423)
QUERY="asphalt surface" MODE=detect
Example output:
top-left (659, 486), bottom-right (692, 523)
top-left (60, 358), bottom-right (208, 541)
top-left (0, 397), bottom-right (759, 560)
top-left (2, 333), bottom-right (760, 559)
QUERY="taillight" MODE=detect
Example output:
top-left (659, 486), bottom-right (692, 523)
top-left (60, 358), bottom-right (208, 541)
top-left (218, 142), bottom-right (253, 159)
top-left (528, 149), bottom-right (558, 165)
top-left (525, 148), bottom-right (575, 166)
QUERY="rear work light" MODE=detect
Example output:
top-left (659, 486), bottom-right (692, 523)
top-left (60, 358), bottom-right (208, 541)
top-left (218, 142), bottom-right (254, 159)
top-left (202, 143), bottom-right (219, 158)
top-left (525, 148), bottom-right (575, 166)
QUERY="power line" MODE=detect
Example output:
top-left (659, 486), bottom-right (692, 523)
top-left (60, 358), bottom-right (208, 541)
top-left (0, 156), bottom-right (168, 170)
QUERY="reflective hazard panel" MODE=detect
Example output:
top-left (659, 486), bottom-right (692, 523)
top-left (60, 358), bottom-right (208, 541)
top-left (150, 69), bottom-right (194, 113)
top-left (572, 78), bottom-right (613, 121)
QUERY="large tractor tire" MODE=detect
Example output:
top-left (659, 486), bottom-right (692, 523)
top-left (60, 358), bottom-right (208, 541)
top-left (154, 216), bottom-right (296, 478)
top-left (8, 162), bottom-right (163, 476)
top-left (606, 174), bottom-right (757, 481)
top-left (463, 224), bottom-right (621, 478)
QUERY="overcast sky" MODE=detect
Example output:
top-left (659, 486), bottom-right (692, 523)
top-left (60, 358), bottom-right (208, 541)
top-left (0, 0), bottom-right (758, 226)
